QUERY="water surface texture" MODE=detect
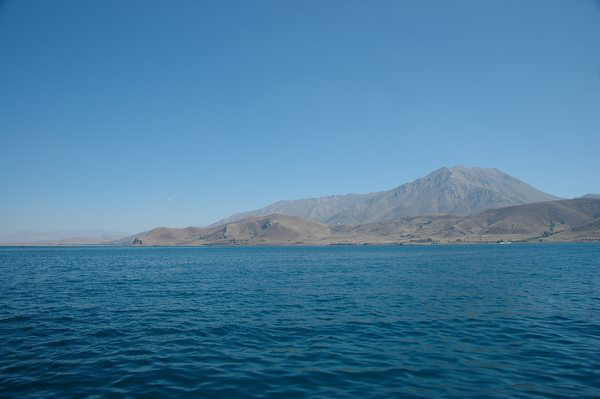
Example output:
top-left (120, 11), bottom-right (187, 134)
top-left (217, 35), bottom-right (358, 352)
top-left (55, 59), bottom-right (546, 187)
top-left (1, 244), bottom-right (600, 398)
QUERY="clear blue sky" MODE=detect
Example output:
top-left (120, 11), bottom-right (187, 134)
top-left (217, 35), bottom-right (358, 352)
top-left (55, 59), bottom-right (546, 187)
top-left (1, 0), bottom-right (599, 234)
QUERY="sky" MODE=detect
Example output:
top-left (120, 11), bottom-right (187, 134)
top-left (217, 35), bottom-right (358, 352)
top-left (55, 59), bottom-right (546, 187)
top-left (1, 0), bottom-right (599, 234)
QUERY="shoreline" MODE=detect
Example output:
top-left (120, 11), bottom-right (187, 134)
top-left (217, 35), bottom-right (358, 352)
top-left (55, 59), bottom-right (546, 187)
top-left (2, 240), bottom-right (599, 248)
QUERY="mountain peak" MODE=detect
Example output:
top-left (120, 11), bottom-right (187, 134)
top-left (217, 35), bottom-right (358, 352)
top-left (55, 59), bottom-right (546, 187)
top-left (448, 165), bottom-right (502, 175)
top-left (430, 165), bottom-right (502, 178)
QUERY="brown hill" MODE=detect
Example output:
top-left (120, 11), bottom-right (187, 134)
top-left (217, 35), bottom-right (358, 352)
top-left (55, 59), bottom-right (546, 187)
top-left (122, 215), bottom-right (331, 246)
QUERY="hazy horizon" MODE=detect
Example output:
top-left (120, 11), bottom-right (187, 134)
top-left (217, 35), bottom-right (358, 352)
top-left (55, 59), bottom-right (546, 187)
top-left (2, 0), bottom-right (599, 234)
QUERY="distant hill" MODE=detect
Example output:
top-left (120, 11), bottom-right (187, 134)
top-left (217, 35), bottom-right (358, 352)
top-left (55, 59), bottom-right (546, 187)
top-left (0, 230), bottom-right (127, 245)
top-left (581, 194), bottom-right (600, 199)
top-left (122, 198), bottom-right (600, 245)
top-left (213, 166), bottom-right (559, 226)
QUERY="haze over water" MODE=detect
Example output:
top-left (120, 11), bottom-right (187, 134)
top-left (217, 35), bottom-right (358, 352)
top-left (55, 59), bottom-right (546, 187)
top-left (1, 244), bottom-right (599, 398)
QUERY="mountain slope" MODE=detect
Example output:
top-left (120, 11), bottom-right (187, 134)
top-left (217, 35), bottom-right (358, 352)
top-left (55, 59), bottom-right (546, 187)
top-left (469, 198), bottom-right (600, 236)
top-left (326, 198), bottom-right (600, 243)
top-left (213, 166), bottom-right (558, 225)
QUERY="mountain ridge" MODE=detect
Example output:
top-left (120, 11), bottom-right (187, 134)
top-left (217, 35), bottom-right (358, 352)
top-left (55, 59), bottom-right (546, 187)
top-left (121, 198), bottom-right (600, 246)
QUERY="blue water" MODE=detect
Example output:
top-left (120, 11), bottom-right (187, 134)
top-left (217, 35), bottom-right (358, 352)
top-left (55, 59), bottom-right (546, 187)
top-left (1, 244), bottom-right (600, 398)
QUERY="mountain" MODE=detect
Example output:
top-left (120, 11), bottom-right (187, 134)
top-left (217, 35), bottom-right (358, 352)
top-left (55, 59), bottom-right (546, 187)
top-left (213, 166), bottom-right (559, 225)
top-left (0, 230), bottom-right (127, 245)
top-left (122, 198), bottom-right (600, 245)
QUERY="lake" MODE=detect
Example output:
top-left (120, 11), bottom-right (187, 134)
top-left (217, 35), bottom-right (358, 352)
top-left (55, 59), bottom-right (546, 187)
top-left (1, 244), bottom-right (599, 398)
